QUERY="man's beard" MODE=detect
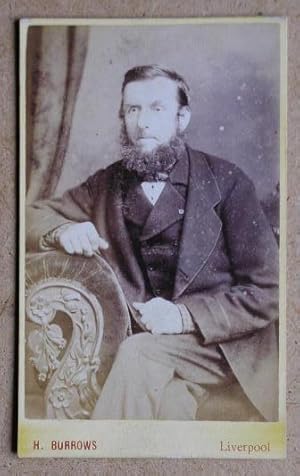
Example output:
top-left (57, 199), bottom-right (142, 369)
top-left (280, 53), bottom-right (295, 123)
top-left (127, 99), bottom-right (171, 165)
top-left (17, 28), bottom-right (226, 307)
top-left (120, 124), bottom-right (186, 181)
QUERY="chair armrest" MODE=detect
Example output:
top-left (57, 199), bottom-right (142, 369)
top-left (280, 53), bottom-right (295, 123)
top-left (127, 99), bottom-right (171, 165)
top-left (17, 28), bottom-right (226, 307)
top-left (25, 250), bottom-right (130, 419)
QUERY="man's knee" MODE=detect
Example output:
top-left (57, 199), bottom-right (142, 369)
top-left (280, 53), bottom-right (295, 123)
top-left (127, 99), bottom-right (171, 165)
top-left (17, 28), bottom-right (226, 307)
top-left (116, 332), bottom-right (154, 361)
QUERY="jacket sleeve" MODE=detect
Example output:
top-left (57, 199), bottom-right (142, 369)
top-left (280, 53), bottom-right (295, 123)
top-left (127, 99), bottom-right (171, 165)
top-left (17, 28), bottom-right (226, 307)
top-left (176, 172), bottom-right (279, 345)
top-left (26, 169), bottom-right (104, 251)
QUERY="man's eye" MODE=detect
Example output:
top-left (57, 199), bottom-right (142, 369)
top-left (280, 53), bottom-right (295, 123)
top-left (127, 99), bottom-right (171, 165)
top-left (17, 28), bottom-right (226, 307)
top-left (129, 107), bottom-right (137, 113)
top-left (155, 107), bottom-right (162, 112)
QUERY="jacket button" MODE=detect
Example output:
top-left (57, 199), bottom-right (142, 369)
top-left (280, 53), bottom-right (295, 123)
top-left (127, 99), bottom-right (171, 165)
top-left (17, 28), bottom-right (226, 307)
top-left (178, 208), bottom-right (184, 215)
top-left (148, 265), bottom-right (155, 272)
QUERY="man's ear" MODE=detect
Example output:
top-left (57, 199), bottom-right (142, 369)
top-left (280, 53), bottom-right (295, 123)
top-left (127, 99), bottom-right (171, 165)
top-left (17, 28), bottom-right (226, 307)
top-left (177, 106), bottom-right (191, 133)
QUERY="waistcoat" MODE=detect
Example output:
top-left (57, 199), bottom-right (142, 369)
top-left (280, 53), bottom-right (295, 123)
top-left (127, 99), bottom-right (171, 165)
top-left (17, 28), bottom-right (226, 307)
top-left (122, 153), bottom-right (189, 300)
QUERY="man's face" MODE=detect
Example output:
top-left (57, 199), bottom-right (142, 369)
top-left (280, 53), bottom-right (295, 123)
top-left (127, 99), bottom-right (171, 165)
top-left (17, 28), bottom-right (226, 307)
top-left (122, 77), bottom-right (180, 153)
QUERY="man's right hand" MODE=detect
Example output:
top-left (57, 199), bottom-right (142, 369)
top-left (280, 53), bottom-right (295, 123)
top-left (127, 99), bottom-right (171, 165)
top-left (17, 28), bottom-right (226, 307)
top-left (57, 221), bottom-right (109, 257)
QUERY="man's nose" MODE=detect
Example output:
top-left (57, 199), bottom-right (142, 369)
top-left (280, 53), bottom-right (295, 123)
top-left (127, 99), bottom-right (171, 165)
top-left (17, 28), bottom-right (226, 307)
top-left (137, 109), bottom-right (151, 130)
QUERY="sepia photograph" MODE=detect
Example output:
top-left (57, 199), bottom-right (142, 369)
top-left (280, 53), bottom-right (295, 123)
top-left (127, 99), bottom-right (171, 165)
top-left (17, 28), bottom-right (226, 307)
top-left (19, 17), bottom-right (286, 458)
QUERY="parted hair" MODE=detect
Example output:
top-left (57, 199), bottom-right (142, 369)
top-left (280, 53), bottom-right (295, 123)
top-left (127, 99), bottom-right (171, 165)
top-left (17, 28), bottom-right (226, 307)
top-left (119, 64), bottom-right (190, 118)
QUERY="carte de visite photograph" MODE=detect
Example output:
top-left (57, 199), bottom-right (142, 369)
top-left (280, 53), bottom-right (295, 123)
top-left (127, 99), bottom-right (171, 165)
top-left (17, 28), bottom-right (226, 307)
top-left (19, 17), bottom-right (286, 458)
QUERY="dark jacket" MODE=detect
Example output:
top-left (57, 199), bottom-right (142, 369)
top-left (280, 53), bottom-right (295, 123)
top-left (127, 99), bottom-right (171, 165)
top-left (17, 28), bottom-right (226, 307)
top-left (27, 147), bottom-right (279, 421)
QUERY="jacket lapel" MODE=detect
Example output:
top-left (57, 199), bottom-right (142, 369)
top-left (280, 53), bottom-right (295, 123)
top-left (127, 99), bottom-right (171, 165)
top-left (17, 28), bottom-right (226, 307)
top-left (100, 166), bottom-right (149, 303)
top-left (173, 148), bottom-right (222, 299)
top-left (140, 182), bottom-right (185, 241)
top-left (123, 181), bottom-right (152, 227)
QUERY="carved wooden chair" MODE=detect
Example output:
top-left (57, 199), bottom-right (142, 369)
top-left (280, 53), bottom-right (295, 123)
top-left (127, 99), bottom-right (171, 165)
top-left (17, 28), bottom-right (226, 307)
top-left (25, 251), bottom-right (130, 419)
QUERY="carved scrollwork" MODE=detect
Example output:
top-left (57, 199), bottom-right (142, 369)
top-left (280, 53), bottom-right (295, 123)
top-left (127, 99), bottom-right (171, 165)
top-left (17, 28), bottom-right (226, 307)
top-left (27, 323), bottom-right (66, 382)
top-left (26, 278), bottom-right (104, 419)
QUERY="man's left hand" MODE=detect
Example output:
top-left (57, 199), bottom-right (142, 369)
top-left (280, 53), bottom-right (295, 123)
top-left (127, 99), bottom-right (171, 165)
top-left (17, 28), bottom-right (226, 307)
top-left (132, 298), bottom-right (183, 334)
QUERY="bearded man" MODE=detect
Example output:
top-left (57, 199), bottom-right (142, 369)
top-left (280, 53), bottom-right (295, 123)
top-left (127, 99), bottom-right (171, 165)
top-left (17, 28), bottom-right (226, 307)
top-left (26, 65), bottom-right (279, 421)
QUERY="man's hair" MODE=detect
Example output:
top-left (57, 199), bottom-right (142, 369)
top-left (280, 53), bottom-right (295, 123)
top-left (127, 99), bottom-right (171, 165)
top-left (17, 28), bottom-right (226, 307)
top-left (119, 64), bottom-right (190, 118)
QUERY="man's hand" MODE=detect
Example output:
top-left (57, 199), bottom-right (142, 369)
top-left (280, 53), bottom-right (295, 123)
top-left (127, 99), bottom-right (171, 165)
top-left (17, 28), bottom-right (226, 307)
top-left (133, 297), bottom-right (183, 334)
top-left (57, 221), bottom-right (109, 257)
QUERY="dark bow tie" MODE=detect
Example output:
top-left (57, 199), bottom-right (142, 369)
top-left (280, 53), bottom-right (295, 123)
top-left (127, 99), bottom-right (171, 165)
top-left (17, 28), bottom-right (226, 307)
top-left (140, 172), bottom-right (169, 182)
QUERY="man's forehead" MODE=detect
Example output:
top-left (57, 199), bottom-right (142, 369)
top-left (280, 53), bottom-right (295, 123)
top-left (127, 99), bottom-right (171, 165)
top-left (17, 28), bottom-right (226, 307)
top-left (123, 77), bottom-right (178, 103)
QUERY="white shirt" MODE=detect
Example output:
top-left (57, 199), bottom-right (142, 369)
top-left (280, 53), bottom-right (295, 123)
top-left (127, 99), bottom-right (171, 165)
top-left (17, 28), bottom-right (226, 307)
top-left (141, 182), bottom-right (166, 206)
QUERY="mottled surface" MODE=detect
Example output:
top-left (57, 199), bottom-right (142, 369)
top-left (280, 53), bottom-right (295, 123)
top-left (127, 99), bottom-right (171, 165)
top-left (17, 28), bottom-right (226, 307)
top-left (0, 1), bottom-right (299, 474)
